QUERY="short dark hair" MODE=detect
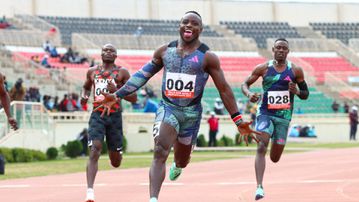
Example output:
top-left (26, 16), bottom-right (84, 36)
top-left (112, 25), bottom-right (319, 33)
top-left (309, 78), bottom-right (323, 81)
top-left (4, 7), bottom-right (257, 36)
top-left (185, 11), bottom-right (202, 19)
top-left (275, 38), bottom-right (289, 44)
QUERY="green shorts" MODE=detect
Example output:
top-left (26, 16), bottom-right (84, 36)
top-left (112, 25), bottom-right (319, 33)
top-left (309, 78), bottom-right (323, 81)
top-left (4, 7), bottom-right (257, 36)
top-left (255, 115), bottom-right (290, 145)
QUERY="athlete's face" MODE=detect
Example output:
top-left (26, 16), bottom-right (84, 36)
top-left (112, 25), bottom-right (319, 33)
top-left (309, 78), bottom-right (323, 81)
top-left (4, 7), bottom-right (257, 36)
top-left (179, 13), bottom-right (203, 43)
top-left (101, 44), bottom-right (117, 63)
top-left (272, 41), bottom-right (289, 62)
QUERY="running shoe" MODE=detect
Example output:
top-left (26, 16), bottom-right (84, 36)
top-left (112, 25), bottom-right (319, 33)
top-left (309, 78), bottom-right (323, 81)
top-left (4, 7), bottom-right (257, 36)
top-left (86, 188), bottom-right (95, 202)
top-left (149, 197), bottom-right (158, 202)
top-left (255, 185), bottom-right (264, 200)
top-left (169, 162), bottom-right (182, 181)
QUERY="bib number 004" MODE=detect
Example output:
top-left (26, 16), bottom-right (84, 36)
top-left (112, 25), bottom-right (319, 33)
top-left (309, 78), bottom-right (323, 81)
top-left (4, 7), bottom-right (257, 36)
top-left (165, 72), bottom-right (196, 98)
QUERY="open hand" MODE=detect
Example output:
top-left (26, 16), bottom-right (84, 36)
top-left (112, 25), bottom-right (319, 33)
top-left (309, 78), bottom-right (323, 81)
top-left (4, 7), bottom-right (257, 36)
top-left (93, 91), bottom-right (118, 117)
top-left (237, 121), bottom-right (261, 146)
top-left (8, 117), bottom-right (18, 130)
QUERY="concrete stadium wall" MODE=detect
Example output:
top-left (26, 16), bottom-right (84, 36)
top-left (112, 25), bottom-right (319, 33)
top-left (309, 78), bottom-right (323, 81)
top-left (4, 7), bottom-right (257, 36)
top-left (2, 0), bottom-right (359, 26)
top-left (0, 112), bottom-right (351, 152)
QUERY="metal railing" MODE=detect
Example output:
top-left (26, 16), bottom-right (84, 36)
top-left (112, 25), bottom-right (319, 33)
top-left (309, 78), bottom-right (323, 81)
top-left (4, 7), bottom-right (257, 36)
top-left (0, 101), bottom-right (54, 141)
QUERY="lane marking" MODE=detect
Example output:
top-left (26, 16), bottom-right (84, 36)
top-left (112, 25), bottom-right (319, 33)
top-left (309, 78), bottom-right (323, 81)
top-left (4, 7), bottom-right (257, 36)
top-left (1, 179), bottom-right (358, 189)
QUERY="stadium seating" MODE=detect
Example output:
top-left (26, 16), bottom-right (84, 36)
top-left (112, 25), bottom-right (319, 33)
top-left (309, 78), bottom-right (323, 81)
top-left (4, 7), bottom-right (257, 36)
top-left (220, 21), bottom-right (304, 48)
top-left (310, 22), bottom-right (359, 44)
top-left (39, 16), bottom-right (222, 45)
top-left (299, 56), bottom-right (359, 84)
top-left (202, 87), bottom-right (333, 114)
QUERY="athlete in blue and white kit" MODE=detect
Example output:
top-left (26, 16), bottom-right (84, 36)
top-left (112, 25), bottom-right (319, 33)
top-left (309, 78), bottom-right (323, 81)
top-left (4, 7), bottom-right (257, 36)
top-left (242, 38), bottom-right (309, 200)
top-left (95, 11), bottom-right (258, 202)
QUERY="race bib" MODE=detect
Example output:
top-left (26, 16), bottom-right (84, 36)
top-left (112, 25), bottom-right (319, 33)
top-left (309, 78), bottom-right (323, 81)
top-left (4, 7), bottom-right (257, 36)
top-left (165, 72), bottom-right (196, 98)
top-left (267, 90), bottom-right (290, 109)
top-left (94, 79), bottom-right (114, 101)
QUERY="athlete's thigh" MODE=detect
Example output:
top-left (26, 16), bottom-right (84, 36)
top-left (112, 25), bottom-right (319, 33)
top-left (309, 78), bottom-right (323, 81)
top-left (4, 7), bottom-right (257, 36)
top-left (88, 111), bottom-right (106, 147)
top-left (105, 112), bottom-right (123, 152)
top-left (255, 115), bottom-right (273, 146)
top-left (177, 105), bottom-right (202, 146)
top-left (270, 117), bottom-right (290, 161)
top-left (271, 117), bottom-right (290, 145)
top-left (153, 103), bottom-right (179, 150)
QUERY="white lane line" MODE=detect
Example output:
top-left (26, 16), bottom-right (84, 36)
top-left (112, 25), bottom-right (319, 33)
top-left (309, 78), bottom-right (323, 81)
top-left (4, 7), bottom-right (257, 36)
top-left (0, 185), bottom-right (30, 188)
top-left (139, 182), bottom-right (184, 186)
top-left (218, 179), bottom-right (359, 186)
top-left (62, 184), bottom-right (86, 187)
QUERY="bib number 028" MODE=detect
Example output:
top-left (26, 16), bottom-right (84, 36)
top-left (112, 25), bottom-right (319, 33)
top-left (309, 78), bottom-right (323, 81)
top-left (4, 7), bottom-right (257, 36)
top-left (267, 91), bottom-right (290, 109)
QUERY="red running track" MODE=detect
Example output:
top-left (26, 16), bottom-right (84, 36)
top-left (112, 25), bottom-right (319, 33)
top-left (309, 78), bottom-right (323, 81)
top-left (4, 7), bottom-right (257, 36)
top-left (0, 148), bottom-right (358, 202)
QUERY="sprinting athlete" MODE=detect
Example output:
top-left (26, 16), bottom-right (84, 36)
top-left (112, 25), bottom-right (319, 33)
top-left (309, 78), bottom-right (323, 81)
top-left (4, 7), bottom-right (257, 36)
top-left (241, 38), bottom-right (309, 200)
top-left (81, 44), bottom-right (137, 202)
top-left (94, 11), bottom-right (258, 202)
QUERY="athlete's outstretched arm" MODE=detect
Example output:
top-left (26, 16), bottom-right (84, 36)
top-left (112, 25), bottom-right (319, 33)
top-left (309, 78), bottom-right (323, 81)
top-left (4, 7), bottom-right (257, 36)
top-left (289, 65), bottom-right (309, 100)
top-left (205, 51), bottom-right (238, 115)
top-left (114, 45), bottom-right (166, 99)
top-left (0, 73), bottom-right (18, 130)
top-left (241, 63), bottom-right (266, 103)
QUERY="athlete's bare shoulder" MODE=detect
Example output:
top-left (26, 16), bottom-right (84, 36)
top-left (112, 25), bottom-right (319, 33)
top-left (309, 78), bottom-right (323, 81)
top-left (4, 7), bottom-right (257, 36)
top-left (253, 61), bottom-right (269, 76)
top-left (87, 65), bottom-right (99, 73)
top-left (0, 72), bottom-right (3, 82)
top-left (290, 62), bottom-right (305, 81)
top-left (203, 50), bottom-right (220, 72)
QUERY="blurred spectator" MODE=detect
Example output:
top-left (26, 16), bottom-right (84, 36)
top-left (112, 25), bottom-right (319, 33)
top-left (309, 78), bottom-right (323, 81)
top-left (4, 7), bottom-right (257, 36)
top-left (43, 95), bottom-right (53, 110)
top-left (41, 55), bottom-right (51, 68)
top-left (0, 16), bottom-right (10, 29)
top-left (66, 94), bottom-right (77, 112)
top-left (58, 94), bottom-right (69, 111)
top-left (290, 124), bottom-right (317, 138)
top-left (250, 103), bottom-right (257, 128)
top-left (31, 55), bottom-right (41, 63)
top-left (299, 125), bottom-right (317, 138)
top-left (349, 106), bottom-right (358, 141)
top-left (71, 52), bottom-right (88, 64)
top-left (52, 96), bottom-right (59, 112)
top-left (295, 107), bottom-right (304, 114)
top-left (9, 78), bottom-right (26, 101)
top-left (288, 124), bottom-right (300, 137)
top-left (43, 40), bottom-right (52, 53)
top-left (143, 97), bottom-right (158, 113)
top-left (25, 87), bottom-right (41, 102)
top-left (331, 100), bottom-right (339, 113)
top-left (214, 97), bottom-right (224, 115)
top-left (344, 102), bottom-right (349, 113)
top-left (144, 86), bottom-right (156, 98)
top-left (134, 26), bottom-right (143, 37)
top-left (47, 26), bottom-right (57, 39)
top-left (60, 47), bottom-right (75, 63)
top-left (237, 98), bottom-right (245, 114)
top-left (207, 111), bottom-right (219, 147)
top-left (49, 46), bottom-right (59, 58)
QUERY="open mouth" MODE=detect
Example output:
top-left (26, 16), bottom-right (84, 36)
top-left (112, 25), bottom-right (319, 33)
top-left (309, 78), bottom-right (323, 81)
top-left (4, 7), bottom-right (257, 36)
top-left (184, 30), bottom-right (193, 37)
